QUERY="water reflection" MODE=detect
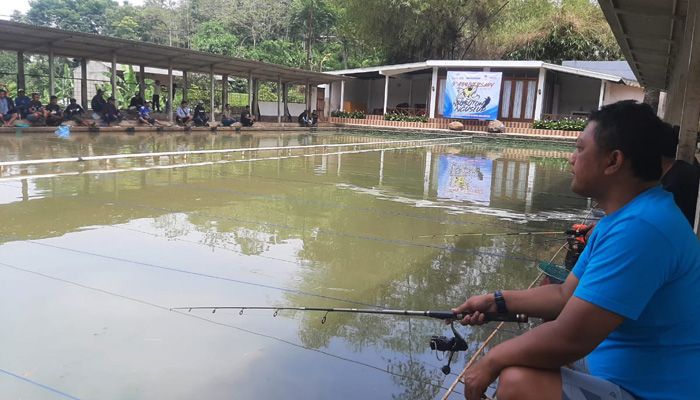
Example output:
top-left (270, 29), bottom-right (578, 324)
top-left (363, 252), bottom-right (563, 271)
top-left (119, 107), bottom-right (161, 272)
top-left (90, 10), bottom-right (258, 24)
top-left (0, 132), bottom-right (584, 399)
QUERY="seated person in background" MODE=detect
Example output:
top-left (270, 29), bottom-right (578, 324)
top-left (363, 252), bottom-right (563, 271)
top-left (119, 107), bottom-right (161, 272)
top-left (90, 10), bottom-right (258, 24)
top-left (240, 105), bottom-right (254, 127)
top-left (101, 97), bottom-right (121, 126)
top-left (311, 110), bottom-right (318, 127)
top-left (14, 89), bottom-right (30, 119)
top-left (0, 89), bottom-right (18, 127)
top-left (45, 95), bottom-right (63, 126)
top-left (221, 103), bottom-right (236, 127)
top-left (91, 89), bottom-right (106, 120)
top-left (138, 101), bottom-right (164, 126)
top-left (660, 123), bottom-right (700, 225)
top-left (193, 101), bottom-right (208, 126)
top-left (63, 98), bottom-right (90, 126)
top-left (129, 92), bottom-right (145, 110)
top-left (176, 101), bottom-right (192, 125)
top-left (27, 92), bottom-right (47, 126)
top-left (298, 109), bottom-right (310, 127)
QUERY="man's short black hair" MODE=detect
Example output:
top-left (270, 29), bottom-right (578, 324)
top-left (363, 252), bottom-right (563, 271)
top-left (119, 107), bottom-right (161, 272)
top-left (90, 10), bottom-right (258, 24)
top-left (660, 123), bottom-right (680, 159)
top-left (587, 100), bottom-right (664, 182)
top-left (50, 95), bottom-right (57, 100)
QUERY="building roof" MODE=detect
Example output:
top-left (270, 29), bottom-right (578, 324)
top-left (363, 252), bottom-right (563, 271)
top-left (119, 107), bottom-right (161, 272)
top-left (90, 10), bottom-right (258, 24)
top-left (327, 60), bottom-right (628, 84)
top-left (561, 61), bottom-right (637, 82)
top-left (0, 20), bottom-right (342, 85)
top-left (598, 0), bottom-right (686, 89)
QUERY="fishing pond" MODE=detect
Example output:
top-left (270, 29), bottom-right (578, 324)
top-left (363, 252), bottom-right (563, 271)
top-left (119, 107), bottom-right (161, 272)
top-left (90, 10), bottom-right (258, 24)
top-left (0, 130), bottom-right (589, 399)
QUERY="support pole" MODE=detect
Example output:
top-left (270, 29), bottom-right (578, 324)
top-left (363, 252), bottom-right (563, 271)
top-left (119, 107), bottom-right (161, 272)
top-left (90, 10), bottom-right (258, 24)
top-left (222, 74), bottom-right (228, 109)
top-left (49, 48), bottom-right (55, 96)
top-left (283, 83), bottom-right (289, 120)
top-left (168, 62), bottom-right (174, 122)
top-left (429, 67), bottom-right (438, 118)
top-left (306, 80), bottom-right (312, 112)
top-left (80, 58), bottom-right (88, 110)
top-left (16, 52), bottom-right (25, 92)
top-left (248, 72), bottom-right (253, 110)
top-left (182, 71), bottom-right (188, 101)
top-left (339, 80), bottom-right (345, 112)
top-left (110, 52), bottom-right (117, 107)
top-left (327, 82), bottom-right (332, 117)
top-left (210, 64), bottom-right (215, 119)
top-left (534, 67), bottom-right (546, 119)
top-left (253, 78), bottom-right (259, 119)
top-left (676, 0), bottom-right (700, 164)
top-left (597, 80), bottom-right (606, 109)
top-left (138, 65), bottom-right (145, 98)
top-left (383, 74), bottom-right (389, 115)
top-left (277, 76), bottom-right (282, 124)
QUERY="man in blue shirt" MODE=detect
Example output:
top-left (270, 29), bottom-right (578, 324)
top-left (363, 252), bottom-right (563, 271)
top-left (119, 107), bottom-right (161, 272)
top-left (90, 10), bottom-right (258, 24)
top-left (14, 89), bottom-right (30, 119)
top-left (137, 101), bottom-right (164, 126)
top-left (0, 89), bottom-right (18, 126)
top-left (452, 100), bottom-right (700, 400)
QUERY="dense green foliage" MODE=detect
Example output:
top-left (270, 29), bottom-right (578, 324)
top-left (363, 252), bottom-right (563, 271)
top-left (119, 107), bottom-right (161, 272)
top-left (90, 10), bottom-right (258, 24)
top-left (331, 110), bottom-right (365, 119)
top-left (12, 0), bottom-right (621, 70)
top-left (532, 117), bottom-right (587, 131)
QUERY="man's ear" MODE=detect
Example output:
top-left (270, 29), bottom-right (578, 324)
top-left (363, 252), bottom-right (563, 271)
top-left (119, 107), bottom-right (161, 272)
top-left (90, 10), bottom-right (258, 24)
top-left (604, 149), bottom-right (625, 175)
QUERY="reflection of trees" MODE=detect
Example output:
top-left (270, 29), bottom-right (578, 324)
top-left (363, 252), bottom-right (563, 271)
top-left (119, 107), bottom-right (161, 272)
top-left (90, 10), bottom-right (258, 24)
top-left (387, 358), bottom-right (444, 400)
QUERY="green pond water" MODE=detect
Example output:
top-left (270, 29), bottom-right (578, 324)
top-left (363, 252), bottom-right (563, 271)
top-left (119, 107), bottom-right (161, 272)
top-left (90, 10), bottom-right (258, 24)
top-left (0, 130), bottom-right (587, 400)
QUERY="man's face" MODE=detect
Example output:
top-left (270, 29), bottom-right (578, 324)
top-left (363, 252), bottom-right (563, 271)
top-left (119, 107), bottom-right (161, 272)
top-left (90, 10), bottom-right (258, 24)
top-left (32, 94), bottom-right (39, 101)
top-left (0, 92), bottom-right (6, 99)
top-left (569, 121), bottom-right (610, 197)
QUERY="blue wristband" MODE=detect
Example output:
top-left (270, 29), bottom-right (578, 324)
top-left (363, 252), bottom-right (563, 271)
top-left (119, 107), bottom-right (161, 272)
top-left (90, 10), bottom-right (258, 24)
top-left (494, 290), bottom-right (508, 314)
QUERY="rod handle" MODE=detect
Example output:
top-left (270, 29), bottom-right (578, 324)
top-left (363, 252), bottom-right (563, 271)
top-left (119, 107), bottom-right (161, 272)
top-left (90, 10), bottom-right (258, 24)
top-left (430, 311), bottom-right (528, 323)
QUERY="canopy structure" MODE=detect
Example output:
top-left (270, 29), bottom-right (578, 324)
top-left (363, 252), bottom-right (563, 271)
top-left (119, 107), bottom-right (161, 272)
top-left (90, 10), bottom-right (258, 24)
top-left (599, 0), bottom-right (700, 232)
top-left (0, 20), bottom-right (344, 121)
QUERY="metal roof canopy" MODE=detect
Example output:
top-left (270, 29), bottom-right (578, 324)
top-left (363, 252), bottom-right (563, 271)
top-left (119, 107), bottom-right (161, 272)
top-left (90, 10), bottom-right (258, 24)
top-left (328, 60), bottom-right (627, 83)
top-left (598, 0), bottom-right (687, 89)
top-left (0, 20), bottom-right (343, 85)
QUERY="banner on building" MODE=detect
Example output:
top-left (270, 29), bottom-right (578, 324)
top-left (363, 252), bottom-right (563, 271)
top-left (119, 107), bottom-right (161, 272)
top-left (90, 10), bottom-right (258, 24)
top-left (437, 155), bottom-right (492, 205)
top-left (443, 71), bottom-right (502, 120)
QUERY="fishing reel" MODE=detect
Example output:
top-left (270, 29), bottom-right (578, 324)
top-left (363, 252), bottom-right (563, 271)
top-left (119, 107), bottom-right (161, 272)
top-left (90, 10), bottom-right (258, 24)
top-left (429, 322), bottom-right (468, 375)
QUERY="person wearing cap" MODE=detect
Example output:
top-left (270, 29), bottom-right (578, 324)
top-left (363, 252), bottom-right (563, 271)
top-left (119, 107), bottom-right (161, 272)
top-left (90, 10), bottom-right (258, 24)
top-left (176, 101), bottom-right (192, 125)
top-left (26, 92), bottom-right (46, 126)
top-left (193, 100), bottom-right (208, 127)
top-left (14, 89), bottom-right (30, 119)
top-left (45, 95), bottom-right (63, 126)
top-left (101, 97), bottom-right (121, 126)
top-left (91, 89), bottom-right (106, 120)
top-left (0, 89), bottom-right (18, 127)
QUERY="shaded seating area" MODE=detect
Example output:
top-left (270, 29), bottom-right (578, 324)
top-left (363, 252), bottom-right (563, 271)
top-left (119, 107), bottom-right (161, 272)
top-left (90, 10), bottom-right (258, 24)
top-left (0, 20), bottom-right (343, 132)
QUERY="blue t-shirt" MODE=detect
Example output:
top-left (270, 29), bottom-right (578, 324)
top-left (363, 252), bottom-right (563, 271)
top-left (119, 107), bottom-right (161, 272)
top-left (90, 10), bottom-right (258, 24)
top-left (138, 105), bottom-right (151, 118)
top-left (573, 186), bottom-right (700, 399)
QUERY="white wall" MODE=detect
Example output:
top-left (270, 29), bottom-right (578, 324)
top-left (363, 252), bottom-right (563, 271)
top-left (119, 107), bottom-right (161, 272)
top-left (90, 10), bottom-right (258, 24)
top-left (603, 82), bottom-right (644, 105)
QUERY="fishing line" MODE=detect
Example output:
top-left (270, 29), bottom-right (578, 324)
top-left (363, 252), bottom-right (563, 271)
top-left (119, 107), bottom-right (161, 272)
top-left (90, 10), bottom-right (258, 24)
top-left (10, 239), bottom-right (384, 308)
top-left (0, 367), bottom-right (84, 400)
top-left (0, 260), bottom-right (463, 396)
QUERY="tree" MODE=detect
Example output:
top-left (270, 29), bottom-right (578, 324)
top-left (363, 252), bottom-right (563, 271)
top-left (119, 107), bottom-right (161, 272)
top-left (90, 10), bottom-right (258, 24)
top-left (192, 21), bottom-right (240, 56)
top-left (25, 0), bottom-right (117, 34)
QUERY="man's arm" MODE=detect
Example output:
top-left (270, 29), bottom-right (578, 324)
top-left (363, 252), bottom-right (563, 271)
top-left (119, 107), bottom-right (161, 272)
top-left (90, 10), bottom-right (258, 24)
top-left (482, 296), bottom-right (624, 372)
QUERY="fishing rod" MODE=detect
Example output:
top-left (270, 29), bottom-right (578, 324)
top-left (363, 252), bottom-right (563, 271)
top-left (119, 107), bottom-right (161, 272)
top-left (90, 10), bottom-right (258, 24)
top-left (170, 306), bottom-right (528, 323)
top-left (417, 227), bottom-right (591, 239)
top-left (171, 306), bottom-right (529, 376)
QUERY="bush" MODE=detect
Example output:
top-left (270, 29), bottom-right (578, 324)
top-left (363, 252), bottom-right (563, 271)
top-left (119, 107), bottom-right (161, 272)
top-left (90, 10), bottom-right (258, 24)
top-left (532, 117), bottom-right (587, 131)
top-left (331, 110), bottom-right (366, 119)
top-left (383, 112), bottom-right (428, 123)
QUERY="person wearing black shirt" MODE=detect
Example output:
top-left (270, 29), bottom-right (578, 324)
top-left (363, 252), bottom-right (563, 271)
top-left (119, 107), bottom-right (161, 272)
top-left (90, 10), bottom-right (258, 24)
top-left (101, 97), bottom-right (121, 126)
top-left (64, 98), bottom-right (89, 126)
top-left (298, 110), bottom-right (310, 127)
top-left (91, 89), bottom-right (106, 120)
top-left (661, 124), bottom-right (700, 225)
top-left (311, 110), bottom-right (318, 127)
top-left (129, 92), bottom-right (144, 109)
top-left (240, 105), bottom-right (254, 127)
top-left (27, 92), bottom-right (46, 126)
top-left (45, 95), bottom-right (62, 126)
top-left (193, 101), bottom-right (209, 126)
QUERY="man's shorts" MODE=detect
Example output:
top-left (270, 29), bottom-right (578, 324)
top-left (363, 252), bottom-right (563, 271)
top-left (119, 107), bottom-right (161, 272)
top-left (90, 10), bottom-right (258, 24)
top-left (562, 359), bottom-right (636, 400)
top-left (2, 113), bottom-right (14, 121)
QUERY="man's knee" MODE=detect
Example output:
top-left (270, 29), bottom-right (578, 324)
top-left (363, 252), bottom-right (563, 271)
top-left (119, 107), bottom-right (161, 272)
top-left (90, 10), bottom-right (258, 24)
top-left (497, 366), bottom-right (530, 399)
